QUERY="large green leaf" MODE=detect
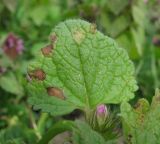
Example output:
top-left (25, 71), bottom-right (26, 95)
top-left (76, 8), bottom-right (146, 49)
top-left (28, 19), bottom-right (137, 116)
top-left (121, 89), bottom-right (160, 144)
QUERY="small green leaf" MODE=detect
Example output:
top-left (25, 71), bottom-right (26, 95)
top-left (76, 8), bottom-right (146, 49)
top-left (28, 19), bottom-right (137, 116)
top-left (106, 0), bottom-right (130, 15)
top-left (131, 27), bottom-right (145, 56)
top-left (0, 72), bottom-right (24, 96)
top-left (2, 0), bottom-right (17, 13)
top-left (100, 13), bottom-right (131, 37)
top-left (29, 6), bottom-right (48, 26)
top-left (72, 121), bottom-right (106, 144)
top-left (0, 124), bottom-right (37, 144)
top-left (116, 31), bottom-right (140, 59)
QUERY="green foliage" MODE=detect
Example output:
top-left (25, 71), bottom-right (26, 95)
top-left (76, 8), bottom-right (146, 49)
top-left (0, 72), bottom-right (24, 96)
top-left (106, 0), bottom-right (130, 15)
top-left (0, 0), bottom-right (160, 143)
top-left (28, 19), bottom-right (137, 116)
top-left (29, 5), bottom-right (61, 26)
top-left (0, 124), bottom-right (37, 144)
top-left (100, 12), bottom-right (131, 38)
top-left (28, 82), bottom-right (75, 116)
top-left (121, 89), bottom-right (160, 144)
top-left (72, 121), bottom-right (106, 144)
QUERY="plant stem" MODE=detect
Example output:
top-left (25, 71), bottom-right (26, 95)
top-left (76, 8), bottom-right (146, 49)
top-left (37, 120), bottom-right (74, 144)
top-left (150, 45), bottom-right (159, 88)
top-left (37, 113), bottom-right (49, 135)
top-left (27, 105), bottom-right (41, 139)
top-left (135, 59), bottom-right (143, 76)
top-left (85, 108), bottom-right (95, 127)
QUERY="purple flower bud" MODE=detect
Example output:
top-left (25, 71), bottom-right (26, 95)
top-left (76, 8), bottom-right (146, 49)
top-left (96, 104), bottom-right (108, 125)
top-left (2, 33), bottom-right (24, 59)
top-left (96, 104), bottom-right (108, 118)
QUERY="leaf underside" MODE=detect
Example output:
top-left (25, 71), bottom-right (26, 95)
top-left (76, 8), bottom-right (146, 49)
top-left (28, 19), bottom-right (137, 116)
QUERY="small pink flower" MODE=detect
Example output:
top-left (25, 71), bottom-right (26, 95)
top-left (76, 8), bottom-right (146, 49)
top-left (96, 104), bottom-right (107, 117)
top-left (97, 104), bottom-right (106, 113)
top-left (96, 104), bottom-right (108, 125)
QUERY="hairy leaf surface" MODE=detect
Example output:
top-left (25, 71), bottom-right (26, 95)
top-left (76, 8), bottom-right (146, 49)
top-left (121, 89), bottom-right (160, 144)
top-left (28, 19), bottom-right (137, 115)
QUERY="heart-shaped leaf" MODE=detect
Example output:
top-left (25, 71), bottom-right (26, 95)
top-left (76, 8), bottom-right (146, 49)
top-left (27, 19), bottom-right (137, 116)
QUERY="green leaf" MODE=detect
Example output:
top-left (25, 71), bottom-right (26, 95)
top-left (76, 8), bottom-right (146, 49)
top-left (29, 5), bottom-right (61, 26)
top-left (116, 30), bottom-right (140, 60)
top-left (31, 42), bottom-right (47, 56)
top-left (72, 121), bottom-right (106, 144)
top-left (0, 72), bottom-right (24, 96)
top-left (2, 0), bottom-right (17, 13)
top-left (131, 27), bottom-right (145, 56)
top-left (47, 5), bottom-right (61, 22)
top-left (28, 82), bottom-right (75, 116)
top-left (132, 1), bottom-right (147, 27)
top-left (37, 120), bottom-right (74, 144)
top-left (120, 89), bottom-right (160, 144)
top-left (100, 13), bottom-right (131, 37)
top-left (106, 0), bottom-right (130, 15)
top-left (29, 6), bottom-right (48, 26)
top-left (28, 19), bottom-right (137, 116)
top-left (0, 124), bottom-right (37, 144)
top-left (38, 120), bottom-right (113, 144)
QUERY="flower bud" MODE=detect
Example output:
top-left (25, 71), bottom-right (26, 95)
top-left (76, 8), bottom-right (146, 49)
top-left (96, 104), bottom-right (108, 125)
top-left (97, 104), bottom-right (107, 116)
top-left (2, 33), bottom-right (24, 59)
